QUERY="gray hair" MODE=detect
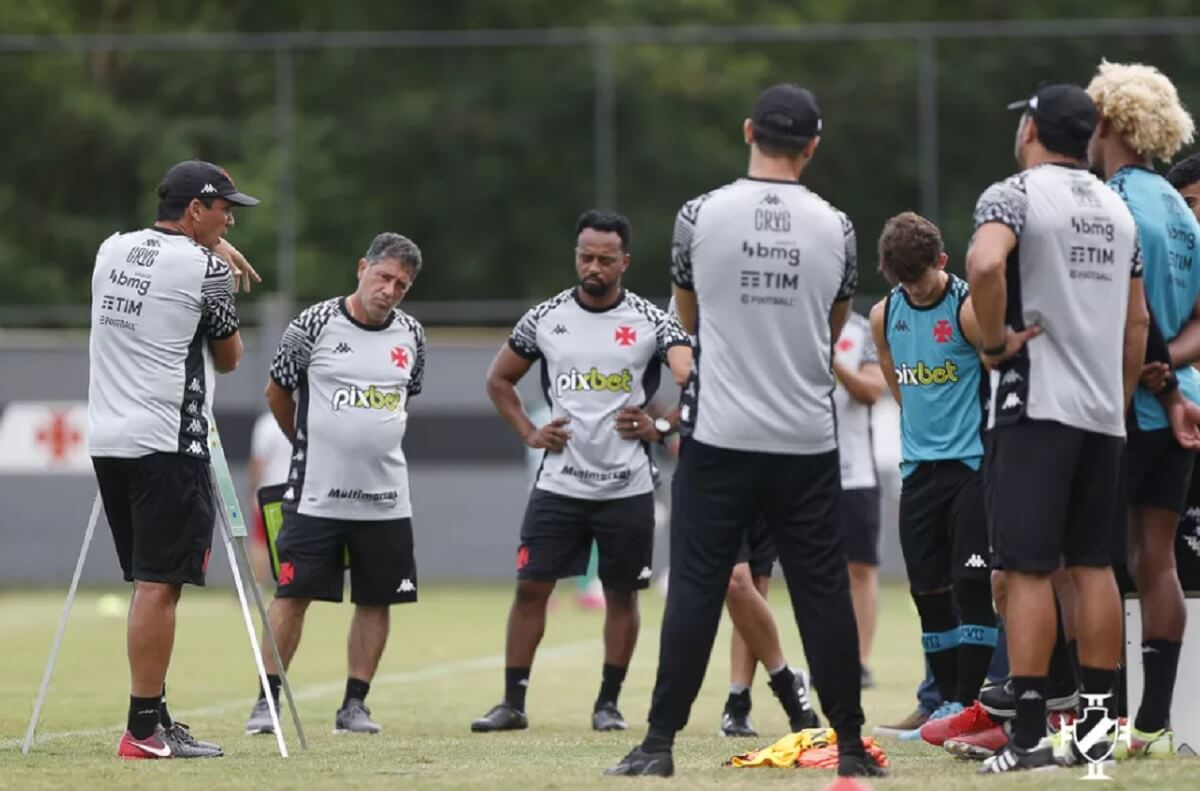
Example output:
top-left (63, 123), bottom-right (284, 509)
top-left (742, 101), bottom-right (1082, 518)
top-left (364, 232), bottom-right (422, 275)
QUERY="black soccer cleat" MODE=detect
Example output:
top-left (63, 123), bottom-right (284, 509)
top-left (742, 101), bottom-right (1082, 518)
top-left (978, 737), bottom-right (1058, 774)
top-left (158, 722), bottom-right (223, 758)
top-left (720, 708), bottom-right (757, 738)
top-left (604, 745), bottom-right (674, 777)
top-left (471, 702), bottom-right (528, 733)
top-left (980, 678), bottom-right (1079, 719)
top-left (788, 667), bottom-right (821, 731)
top-left (592, 701), bottom-right (628, 732)
top-left (838, 750), bottom-right (887, 778)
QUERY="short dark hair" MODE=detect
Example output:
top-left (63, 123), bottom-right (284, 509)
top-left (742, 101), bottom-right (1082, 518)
top-left (1028, 113), bottom-right (1089, 161)
top-left (576, 209), bottom-right (631, 251)
top-left (1167, 152), bottom-right (1200, 190)
top-left (751, 125), bottom-right (811, 158)
top-left (156, 194), bottom-right (215, 221)
top-left (878, 212), bottom-right (944, 285)
top-left (364, 232), bottom-right (422, 276)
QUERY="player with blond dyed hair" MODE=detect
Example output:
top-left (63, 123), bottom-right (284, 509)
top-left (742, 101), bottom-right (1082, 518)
top-left (1088, 60), bottom-right (1200, 757)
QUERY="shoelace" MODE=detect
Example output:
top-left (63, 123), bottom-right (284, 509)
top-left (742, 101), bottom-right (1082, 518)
top-left (167, 723), bottom-right (200, 746)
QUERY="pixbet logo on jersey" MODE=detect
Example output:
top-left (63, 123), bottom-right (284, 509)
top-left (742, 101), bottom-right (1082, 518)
top-left (555, 368), bottom-right (633, 397)
top-left (895, 360), bottom-right (959, 386)
top-left (331, 385), bottom-right (406, 412)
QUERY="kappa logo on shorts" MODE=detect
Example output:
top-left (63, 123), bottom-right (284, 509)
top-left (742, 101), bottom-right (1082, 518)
top-left (964, 553), bottom-right (987, 569)
top-left (279, 562), bottom-right (295, 586)
top-left (1000, 370), bottom-right (1023, 386)
top-left (283, 486), bottom-right (295, 500)
top-left (397, 579), bottom-right (416, 593)
top-left (1001, 392), bottom-right (1024, 411)
top-left (184, 440), bottom-right (204, 456)
top-left (637, 566), bottom-right (652, 581)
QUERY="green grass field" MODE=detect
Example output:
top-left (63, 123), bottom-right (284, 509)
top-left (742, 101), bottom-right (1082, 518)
top-left (1, 583), bottom-right (1196, 789)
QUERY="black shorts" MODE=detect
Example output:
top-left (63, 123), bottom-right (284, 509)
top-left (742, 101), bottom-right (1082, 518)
top-left (93, 453), bottom-right (216, 587)
top-left (986, 419), bottom-right (1123, 573)
top-left (517, 489), bottom-right (655, 591)
top-left (899, 461), bottom-right (988, 592)
top-left (1126, 429), bottom-right (1196, 513)
top-left (735, 518), bottom-right (777, 578)
top-left (275, 510), bottom-right (417, 605)
top-left (841, 487), bottom-right (882, 566)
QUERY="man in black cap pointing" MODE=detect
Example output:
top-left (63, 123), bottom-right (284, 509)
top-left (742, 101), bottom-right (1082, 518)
top-left (88, 159), bottom-right (259, 759)
top-left (606, 84), bottom-right (879, 778)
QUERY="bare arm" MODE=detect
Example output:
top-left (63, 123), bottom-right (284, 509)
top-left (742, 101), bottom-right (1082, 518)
top-left (829, 299), bottom-right (851, 343)
top-left (265, 380), bottom-right (296, 442)
top-left (834, 361), bottom-right (887, 406)
top-left (1168, 291), bottom-right (1200, 367)
top-left (486, 344), bottom-right (570, 450)
top-left (666, 344), bottom-right (693, 387)
top-left (672, 285), bottom-right (698, 336)
top-left (966, 223), bottom-right (1018, 353)
top-left (210, 333), bottom-right (243, 373)
top-left (869, 299), bottom-right (901, 405)
top-left (1124, 278), bottom-right (1151, 409)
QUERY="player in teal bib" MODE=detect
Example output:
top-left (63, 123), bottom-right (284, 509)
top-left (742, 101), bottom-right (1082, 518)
top-left (871, 213), bottom-right (1038, 738)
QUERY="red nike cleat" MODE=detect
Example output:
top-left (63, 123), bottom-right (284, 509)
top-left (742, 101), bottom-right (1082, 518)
top-left (920, 700), bottom-right (996, 746)
top-left (944, 724), bottom-right (1009, 760)
top-left (117, 730), bottom-right (172, 759)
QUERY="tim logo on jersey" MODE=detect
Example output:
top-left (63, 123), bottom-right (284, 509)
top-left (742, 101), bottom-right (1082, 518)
top-left (331, 384), bottom-right (407, 412)
top-left (895, 360), bottom-right (959, 386)
top-left (555, 367), bottom-right (633, 397)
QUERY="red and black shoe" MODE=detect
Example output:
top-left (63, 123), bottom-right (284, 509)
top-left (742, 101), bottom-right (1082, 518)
top-left (117, 729), bottom-right (172, 759)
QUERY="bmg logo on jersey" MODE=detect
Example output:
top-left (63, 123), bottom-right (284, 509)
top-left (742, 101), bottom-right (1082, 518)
top-left (895, 360), bottom-right (959, 386)
top-left (555, 367), bottom-right (633, 397)
top-left (741, 240), bottom-right (801, 266)
top-left (331, 384), bottom-right (407, 412)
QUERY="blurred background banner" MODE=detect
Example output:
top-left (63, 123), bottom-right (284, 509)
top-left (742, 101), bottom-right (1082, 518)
top-left (2, 3), bottom-right (1198, 585)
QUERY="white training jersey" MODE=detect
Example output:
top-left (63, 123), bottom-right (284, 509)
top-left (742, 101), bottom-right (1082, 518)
top-left (671, 177), bottom-right (857, 454)
top-left (834, 311), bottom-right (878, 490)
top-left (250, 411), bottom-right (294, 488)
top-left (508, 288), bottom-right (690, 500)
top-left (88, 227), bottom-right (238, 460)
top-left (974, 163), bottom-right (1142, 437)
top-left (270, 297), bottom-right (426, 520)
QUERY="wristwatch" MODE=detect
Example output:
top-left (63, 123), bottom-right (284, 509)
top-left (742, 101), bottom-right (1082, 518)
top-left (654, 417), bottom-right (672, 443)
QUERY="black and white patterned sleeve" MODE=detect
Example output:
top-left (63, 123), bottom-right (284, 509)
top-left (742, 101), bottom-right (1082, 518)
top-left (200, 252), bottom-right (239, 340)
top-left (836, 211), bottom-right (858, 302)
top-left (670, 199), bottom-right (702, 290)
top-left (269, 300), bottom-right (334, 392)
top-left (507, 306), bottom-right (542, 360)
top-left (1131, 233), bottom-right (1144, 278)
top-left (646, 300), bottom-right (692, 362)
top-left (973, 174), bottom-right (1029, 236)
top-left (408, 320), bottom-right (427, 397)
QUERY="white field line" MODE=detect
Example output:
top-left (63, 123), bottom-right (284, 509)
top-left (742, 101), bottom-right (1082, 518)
top-left (3, 638), bottom-right (598, 751)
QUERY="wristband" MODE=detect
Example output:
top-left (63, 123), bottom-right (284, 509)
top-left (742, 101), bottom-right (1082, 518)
top-left (982, 342), bottom-right (1007, 357)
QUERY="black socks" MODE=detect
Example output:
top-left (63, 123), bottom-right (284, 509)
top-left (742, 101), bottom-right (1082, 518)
top-left (505, 666), bottom-right (530, 712)
top-left (1134, 640), bottom-right (1182, 733)
top-left (596, 663), bottom-right (627, 709)
top-left (128, 695), bottom-right (161, 740)
top-left (1011, 676), bottom-right (1046, 749)
top-left (258, 673), bottom-right (282, 703)
top-left (343, 677), bottom-right (370, 708)
top-left (159, 685), bottom-right (173, 729)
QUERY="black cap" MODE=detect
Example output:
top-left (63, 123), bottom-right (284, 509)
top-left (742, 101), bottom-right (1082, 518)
top-left (751, 84), bottom-right (822, 141)
top-left (157, 160), bottom-right (260, 207)
top-left (1006, 83), bottom-right (1099, 141)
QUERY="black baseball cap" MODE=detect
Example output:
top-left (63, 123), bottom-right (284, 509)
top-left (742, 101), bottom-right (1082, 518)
top-left (1006, 83), bottom-right (1099, 141)
top-left (157, 160), bottom-right (260, 207)
top-left (751, 84), bottom-right (822, 141)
